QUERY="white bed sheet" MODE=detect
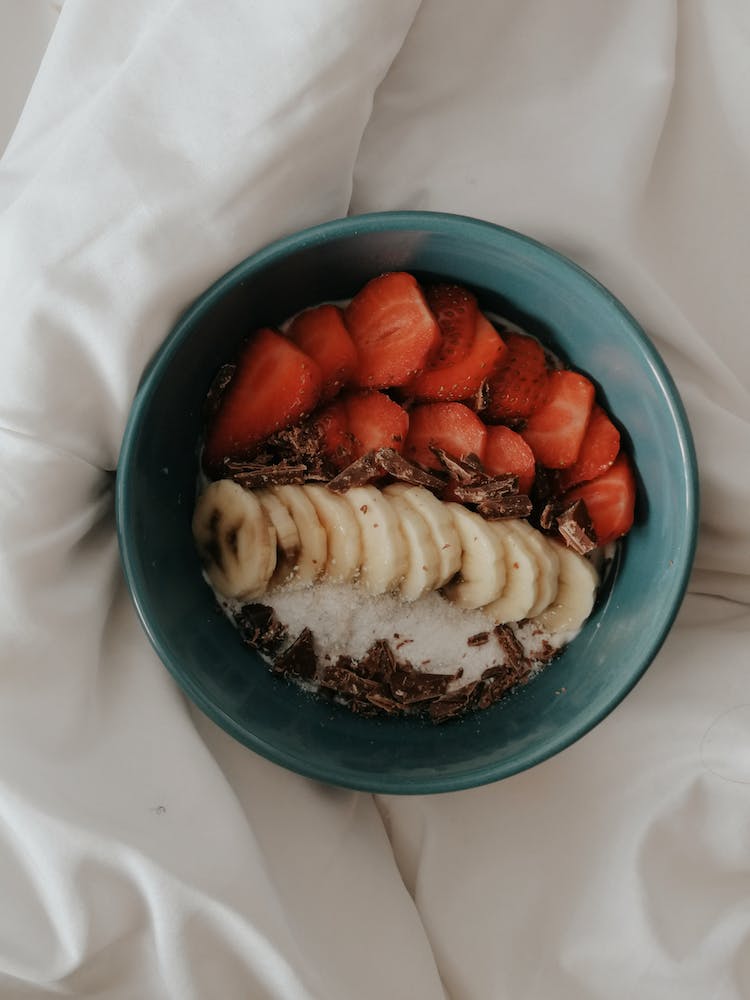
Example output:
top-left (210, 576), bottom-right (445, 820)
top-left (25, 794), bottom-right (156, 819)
top-left (1, 2), bottom-right (749, 998)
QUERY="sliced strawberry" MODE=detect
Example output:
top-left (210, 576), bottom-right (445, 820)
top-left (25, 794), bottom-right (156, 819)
top-left (203, 328), bottom-right (322, 471)
top-left (483, 332), bottom-right (549, 424)
top-left (404, 402), bottom-right (487, 471)
top-left (520, 370), bottom-right (595, 469)
top-left (483, 426), bottom-right (536, 495)
top-left (287, 304), bottom-right (358, 401)
top-left (345, 390), bottom-right (409, 458)
top-left (557, 404), bottom-right (620, 490)
top-left (315, 399), bottom-right (354, 470)
top-left (564, 452), bottom-right (636, 545)
top-left (344, 272), bottom-right (441, 388)
top-left (425, 283), bottom-right (478, 367)
top-left (406, 315), bottom-right (507, 401)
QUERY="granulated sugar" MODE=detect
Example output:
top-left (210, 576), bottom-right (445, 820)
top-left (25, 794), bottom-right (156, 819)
top-left (260, 581), bottom-right (563, 682)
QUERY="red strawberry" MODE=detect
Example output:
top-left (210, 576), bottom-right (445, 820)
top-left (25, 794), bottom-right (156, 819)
top-left (344, 390), bottom-right (409, 458)
top-left (520, 370), bottom-right (595, 469)
top-left (483, 332), bottom-right (549, 424)
top-left (557, 404), bottom-right (620, 490)
top-left (483, 426), bottom-right (536, 495)
top-left (425, 283), bottom-right (478, 366)
top-left (404, 402), bottom-right (487, 471)
top-left (344, 272), bottom-right (441, 388)
top-left (564, 452), bottom-right (636, 545)
top-left (287, 304), bottom-right (358, 401)
top-left (315, 399), bottom-right (354, 470)
top-left (406, 315), bottom-right (507, 401)
top-left (203, 328), bottom-right (322, 471)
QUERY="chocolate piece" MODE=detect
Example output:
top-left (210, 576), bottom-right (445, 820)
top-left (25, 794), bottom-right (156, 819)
top-left (467, 631), bottom-right (490, 646)
top-left (204, 363), bottom-right (236, 421)
top-left (388, 668), bottom-right (453, 704)
top-left (431, 447), bottom-right (486, 484)
top-left (272, 627), bottom-right (317, 679)
top-left (235, 603), bottom-right (287, 652)
top-left (225, 460), bottom-right (308, 488)
top-left (326, 453), bottom-right (380, 492)
top-left (321, 663), bottom-right (381, 698)
top-left (477, 495), bottom-right (533, 519)
top-left (375, 449), bottom-right (444, 490)
top-left (494, 624), bottom-right (532, 676)
top-left (355, 640), bottom-right (398, 683)
top-left (429, 682), bottom-right (480, 722)
top-left (475, 673), bottom-right (516, 710)
top-left (447, 475), bottom-right (519, 504)
top-left (555, 499), bottom-right (597, 555)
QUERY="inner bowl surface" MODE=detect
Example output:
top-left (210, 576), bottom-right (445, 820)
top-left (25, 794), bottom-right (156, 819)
top-left (116, 211), bottom-right (697, 794)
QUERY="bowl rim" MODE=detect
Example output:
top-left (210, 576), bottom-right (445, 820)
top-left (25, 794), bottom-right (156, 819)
top-left (116, 209), bottom-right (699, 794)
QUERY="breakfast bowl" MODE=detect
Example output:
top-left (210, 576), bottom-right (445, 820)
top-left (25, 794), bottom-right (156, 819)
top-left (115, 211), bottom-right (698, 794)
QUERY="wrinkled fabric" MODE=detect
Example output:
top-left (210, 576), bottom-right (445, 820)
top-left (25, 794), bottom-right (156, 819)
top-left (1, 1), bottom-right (749, 998)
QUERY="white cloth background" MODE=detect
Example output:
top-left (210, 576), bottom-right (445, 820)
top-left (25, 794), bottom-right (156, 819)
top-left (0, 1), bottom-right (748, 997)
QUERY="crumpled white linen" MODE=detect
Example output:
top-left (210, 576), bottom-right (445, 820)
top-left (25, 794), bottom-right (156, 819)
top-left (1, 1), bottom-right (749, 998)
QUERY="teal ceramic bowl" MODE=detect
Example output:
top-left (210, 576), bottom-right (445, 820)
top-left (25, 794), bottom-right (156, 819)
top-left (116, 211), bottom-right (698, 794)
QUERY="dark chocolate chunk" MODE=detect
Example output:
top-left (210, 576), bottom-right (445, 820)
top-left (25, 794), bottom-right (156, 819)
top-left (235, 603), bottom-right (287, 652)
top-left (555, 499), bottom-right (597, 555)
top-left (477, 495), bottom-right (533, 519)
top-left (272, 627), bottom-right (317, 679)
top-left (447, 475), bottom-right (519, 504)
top-left (429, 682), bottom-right (480, 722)
top-left (326, 453), bottom-right (380, 492)
top-left (355, 640), bottom-right (397, 683)
top-left (431, 447), bottom-right (486, 484)
top-left (388, 668), bottom-right (453, 704)
top-left (225, 460), bottom-right (308, 488)
top-left (494, 624), bottom-right (532, 676)
top-left (375, 449), bottom-right (444, 490)
top-left (467, 631), bottom-right (490, 646)
top-left (321, 663), bottom-right (381, 698)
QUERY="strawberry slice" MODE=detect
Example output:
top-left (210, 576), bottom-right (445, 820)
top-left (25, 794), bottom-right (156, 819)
top-left (520, 370), bottom-right (595, 469)
top-left (287, 304), bottom-right (358, 402)
top-left (315, 399), bottom-right (354, 470)
top-left (345, 390), bottom-right (409, 458)
top-left (425, 283), bottom-right (478, 367)
top-left (564, 452), bottom-right (636, 545)
top-left (557, 404), bottom-right (620, 490)
top-left (203, 328), bottom-right (322, 471)
top-left (483, 426), bottom-right (536, 495)
top-left (344, 272), bottom-right (441, 388)
top-left (404, 402), bottom-right (487, 471)
top-left (406, 314), bottom-right (506, 401)
top-left (483, 332), bottom-right (549, 424)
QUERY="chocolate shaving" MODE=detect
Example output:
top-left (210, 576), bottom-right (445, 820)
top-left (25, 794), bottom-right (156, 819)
top-left (321, 664), bottom-right (381, 698)
top-left (467, 631), bottom-right (490, 646)
top-left (388, 668), bottom-right (453, 705)
top-left (555, 499), bottom-right (597, 554)
top-left (477, 495), bottom-right (533, 519)
top-left (494, 624), bottom-right (533, 679)
top-left (225, 460), bottom-right (308, 488)
top-left (355, 640), bottom-right (397, 683)
top-left (431, 447), bottom-right (486, 484)
top-left (429, 682), bottom-right (480, 722)
top-left (272, 627), bottom-right (317, 679)
top-left (204, 363), bottom-right (236, 422)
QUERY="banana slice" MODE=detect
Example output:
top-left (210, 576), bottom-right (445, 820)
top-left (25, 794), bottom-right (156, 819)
top-left (506, 518), bottom-right (561, 618)
top-left (383, 483), bottom-right (461, 587)
top-left (269, 485), bottom-right (327, 586)
top-left (256, 488), bottom-right (301, 585)
top-left (192, 479), bottom-right (276, 600)
top-left (386, 490), bottom-right (442, 601)
top-left (442, 503), bottom-right (506, 609)
top-left (533, 540), bottom-right (599, 634)
top-left (482, 520), bottom-right (538, 623)
top-left (342, 485), bottom-right (408, 594)
top-left (302, 484), bottom-right (362, 583)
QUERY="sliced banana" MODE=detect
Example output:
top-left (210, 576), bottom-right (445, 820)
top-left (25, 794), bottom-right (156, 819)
top-left (302, 484), bottom-right (362, 583)
top-left (482, 520), bottom-right (538, 623)
top-left (256, 488), bottom-right (301, 585)
top-left (442, 503), bottom-right (506, 609)
top-left (384, 483), bottom-right (462, 587)
top-left (269, 485), bottom-right (327, 586)
top-left (386, 490), bottom-right (442, 601)
top-left (507, 518), bottom-right (561, 618)
top-left (342, 485), bottom-right (408, 595)
top-left (533, 540), bottom-right (599, 634)
top-left (192, 479), bottom-right (276, 600)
